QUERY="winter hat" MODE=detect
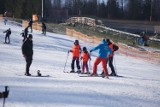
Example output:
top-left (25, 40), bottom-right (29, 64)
top-left (74, 40), bottom-right (79, 44)
top-left (83, 47), bottom-right (87, 51)
top-left (106, 38), bottom-right (111, 44)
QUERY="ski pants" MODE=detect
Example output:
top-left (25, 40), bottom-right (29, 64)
top-left (5, 34), bottom-right (10, 43)
top-left (29, 25), bottom-right (32, 33)
top-left (92, 57), bottom-right (108, 76)
top-left (71, 57), bottom-right (80, 70)
top-left (25, 57), bottom-right (32, 74)
top-left (108, 57), bottom-right (116, 75)
top-left (82, 61), bottom-right (89, 73)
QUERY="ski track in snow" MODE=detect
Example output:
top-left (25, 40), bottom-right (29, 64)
top-left (0, 20), bottom-right (160, 107)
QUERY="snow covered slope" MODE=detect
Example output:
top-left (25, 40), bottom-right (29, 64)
top-left (0, 20), bottom-right (160, 107)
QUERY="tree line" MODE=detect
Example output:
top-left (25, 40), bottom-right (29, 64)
top-left (0, 0), bottom-right (159, 21)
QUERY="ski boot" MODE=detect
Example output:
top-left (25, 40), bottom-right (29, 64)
top-left (37, 70), bottom-right (42, 76)
top-left (70, 69), bottom-right (75, 73)
top-left (77, 69), bottom-right (81, 74)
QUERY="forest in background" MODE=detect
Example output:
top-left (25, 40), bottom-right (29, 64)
top-left (0, 0), bottom-right (159, 22)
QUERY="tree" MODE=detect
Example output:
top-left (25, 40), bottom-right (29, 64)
top-left (107, 0), bottom-right (120, 19)
top-left (97, 1), bottom-right (107, 18)
top-left (126, 0), bottom-right (143, 20)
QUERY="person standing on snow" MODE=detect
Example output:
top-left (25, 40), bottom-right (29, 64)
top-left (80, 47), bottom-right (91, 74)
top-left (3, 28), bottom-right (11, 44)
top-left (90, 38), bottom-right (112, 78)
top-left (28, 18), bottom-right (33, 33)
top-left (69, 40), bottom-right (81, 73)
top-left (42, 22), bottom-right (46, 35)
top-left (101, 39), bottom-right (119, 76)
top-left (21, 27), bottom-right (29, 42)
top-left (22, 34), bottom-right (33, 76)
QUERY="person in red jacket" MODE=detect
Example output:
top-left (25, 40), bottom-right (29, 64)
top-left (81, 47), bottom-right (91, 74)
top-left (101, 39), bottom-right (119, 76)
top-left (69, 40), bottom-right (81, 73)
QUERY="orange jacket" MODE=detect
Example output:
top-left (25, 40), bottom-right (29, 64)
top-left (71, 45), bottom-right (81, 57)
top-left (81, 52), bottom-right (90, 62)
top-left (109, 44), bottom-right (114, 58)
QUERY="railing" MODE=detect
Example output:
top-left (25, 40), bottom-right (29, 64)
top-left (66, 28), bottom-right (160, 64)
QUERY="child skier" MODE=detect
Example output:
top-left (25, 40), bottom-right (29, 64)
top-left (81, 47), bottom-right (91, 74)
top-left (69, 40), bottom-right (81, 73)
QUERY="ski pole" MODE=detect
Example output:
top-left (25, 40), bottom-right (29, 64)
top-left (113, 55), bottom-right (118, 75)
top-left (63, 51), bottom-right (69, 73)
top-left (89, 52), bottom-right (92, 71)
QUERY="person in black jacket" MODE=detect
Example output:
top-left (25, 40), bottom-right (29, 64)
top-left (42, 22), bottom-right (46, 35)
top-left (106, 39), bottom-right (119, 76)
top-left (3, 28), bottom-right (11, 44)
top-left (101, 39), bottom-right (119, 76)
top-left (21, 27), bottom-right (29, 42)
top-left (22, 34), bottom-right (33, 76)
top-left (28, 18), bottom-right (33, 33)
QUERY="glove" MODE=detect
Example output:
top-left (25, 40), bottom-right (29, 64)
top-left (90, 50), bottom-right (92, 53)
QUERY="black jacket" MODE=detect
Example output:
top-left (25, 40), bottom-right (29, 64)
top-left (22, 38), bottom-right (33, 58)
top-left (29, 20), bottom-right (33, 27)
top-left (4, 29), bottom-right (11, 36)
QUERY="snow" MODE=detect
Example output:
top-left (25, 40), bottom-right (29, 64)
top-left (0, 20), bottom-right (160, 107)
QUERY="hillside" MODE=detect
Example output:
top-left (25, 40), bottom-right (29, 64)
top-left (0, 20), bottom-right (160, 107)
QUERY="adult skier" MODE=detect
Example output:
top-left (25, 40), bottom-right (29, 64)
top-left (42, 22), bottom-right (46, 35)
top-left (22, 34), bottom-right (33, 76)
top-left (90, 39), bottom-right (112, 78)
top-left (21, 27), bottom-right (29, 42)
top-left (28, 18), bottom-right (33, 33)
top-left (101, 39), bottom-right (119, 76)
top-left (3, 28), bottom-right (11, 44)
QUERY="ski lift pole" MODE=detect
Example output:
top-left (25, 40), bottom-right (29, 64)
top-left (63, 51), bottom-right (69, 73)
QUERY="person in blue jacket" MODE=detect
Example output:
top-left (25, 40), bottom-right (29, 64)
top-left (90, 38), bottom-right (112, 78)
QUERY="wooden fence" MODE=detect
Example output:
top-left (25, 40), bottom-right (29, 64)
top-left (22, 20), bottom-right (42, 31)
top-left (66, 28), bottom-right (160, 64)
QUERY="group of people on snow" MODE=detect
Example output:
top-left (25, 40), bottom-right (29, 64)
top-left (2, 18), bottom-right (46, 76)
top-left (68, 39), bottom-right (119, 79)
top-left (2, 18), bottom-right (120, 78)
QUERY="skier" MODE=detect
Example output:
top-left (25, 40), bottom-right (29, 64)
top-left (3, 28), bottom-right (11, 44)
top-left (21, 27), bottom-right (29, 42)
top-left (101, 39), bottom-right (119, 76)
top-left (22, 34), bottom-right (33, 76)
top-left (4, 11), bottom-right (8, 25)
top-left (42, 22), bottom-right (46, 35)
top-left (80, 47), bottom-right (91, 74)
top-left (68, 40), bottom-right (81, 73)
top-left (28, 18), bottom-right (33, 33)
top-left (90, 38), bottom-right (112, 78)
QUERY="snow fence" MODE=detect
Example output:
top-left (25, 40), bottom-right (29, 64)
top-left (66, 28), bottom-right (160, 64)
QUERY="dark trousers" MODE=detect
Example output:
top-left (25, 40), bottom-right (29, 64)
top-left (29, 26), bottom-right (32, 33)
top-left (42, 28), bottom-right (46, 35)
top-left (82, 62), bottom-right (89, 73)
top-left (108, 57), bottom-right (116, 75)
top-left (25, 57), bottom-right (32, 74)
top-left (71, 57), bottom-right (80, 70)
top-left (5, 35), bottom-right (10, 43)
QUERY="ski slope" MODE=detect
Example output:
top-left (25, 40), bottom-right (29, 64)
top-left (0, 20), bottom-right (160, 107)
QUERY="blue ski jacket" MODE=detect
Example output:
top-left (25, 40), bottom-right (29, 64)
top-left (90, 39), bottom-right (112, 58)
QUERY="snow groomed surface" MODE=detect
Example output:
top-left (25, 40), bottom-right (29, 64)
top-left (0, 20), bottom-right (160, 107)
